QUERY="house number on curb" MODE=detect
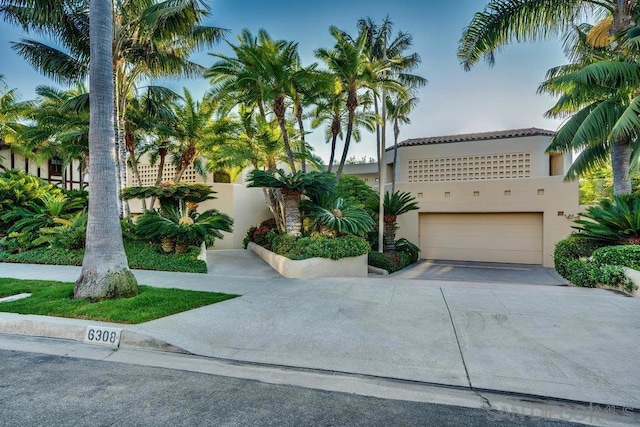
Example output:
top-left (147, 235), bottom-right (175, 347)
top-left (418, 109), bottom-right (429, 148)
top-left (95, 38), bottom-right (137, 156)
top-left (84, 326), bottom-right (122, 348)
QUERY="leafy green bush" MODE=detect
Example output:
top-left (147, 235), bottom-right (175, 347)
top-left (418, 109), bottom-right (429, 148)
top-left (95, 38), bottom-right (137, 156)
top-left (0, 240), bottom-right (207, 273)
top-left (268, 233), bottom-right (370, 260)
top-left (554, 234), bottom-right (605, 278)
top-left (395, 238), bottom-right (420, 261)
top-left (554, 235), bottom-right (637, 293)
top-left (591, 245), bottom-right (640, 270)
top-left (368, 251), bottom-right (416, 273)
top-left (243, 218), bottom-right (278, 249)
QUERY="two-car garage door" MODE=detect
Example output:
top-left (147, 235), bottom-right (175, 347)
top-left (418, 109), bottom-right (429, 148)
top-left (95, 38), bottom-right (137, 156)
top-left (419, 213), bottom-right (543, 265)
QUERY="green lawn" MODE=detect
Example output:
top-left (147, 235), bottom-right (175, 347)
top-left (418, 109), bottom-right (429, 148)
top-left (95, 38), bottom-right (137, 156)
top-left (0, 240), bottom-right (208, 273)
top-left (0, 278), bottom-right (239, 324)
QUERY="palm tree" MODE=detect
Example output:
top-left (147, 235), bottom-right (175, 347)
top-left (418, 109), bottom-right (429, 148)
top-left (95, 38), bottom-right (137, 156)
top-left (17, 85), bottom-right (89, 188)
top-left (459, 1), bottom-right (640, 194)
top-left (458, 1), bottom-right (637, 71)
top-left (367, 191), bottom-right (419, 252)
top-left (74, 0), bottom-right (137, 300)
top-left (246, 169), bottom-right (334, 236)
top-left (1, 0), bottom-right (225, 213)
top-left (0, 75), bottom-right (29, 149)
top-left (315, 27), bottom-right (374, 178)
top-left (356, 17), bottom-right (426, 181)
top-left (537, 21), bottom-right (640, 195)
top-left (386, 94), bottom-right (419, 192)
top-left (164, 88), bottom-right (217, 183)
top-left (311, 90), bottom-right (376, 172)
top-left (207, 29), bottom-right (305, 171)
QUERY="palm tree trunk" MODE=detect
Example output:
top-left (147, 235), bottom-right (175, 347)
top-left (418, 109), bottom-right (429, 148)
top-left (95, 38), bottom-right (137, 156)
top-left (327, 132), bottom-right (338, 173)
top-left (274, 97), bottom-right (296, 172)
top-left (263, 187), bottom-right (286, 233)
top-left (611, 140), bottom-right (631, 195)
top-left (296, 107), bottom-right (307, 173)
top-left (125, 129), bottom-right (146, 210)
top-left (383, 216), bottom-right (397, 252)
top-left (391, 123), bottom-right (399, 193)
top-left (374, 95), bottom-right (381, 187)
top-left (75, 0), bottom-right (138, 300)
top-left (281, 188), bottom-right (302, 236)
top-left (173, 142), bottom-right (197, 183)
top-left (116, 115), bottom-right (129, 217)
top-left (149, 145), bottom-right (168, 210)
top-left (336, 107), bottom-right (355, 179)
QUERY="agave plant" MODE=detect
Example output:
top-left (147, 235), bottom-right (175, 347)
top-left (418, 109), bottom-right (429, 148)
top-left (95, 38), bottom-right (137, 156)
top-left (573, 194), bottom-right (640, 244)
top-left (305, 193), bottom-right (374, 236)
top-left (136, 205), bottom-right (233, 253)
top-left (367, 191), bottom-right (420, 252)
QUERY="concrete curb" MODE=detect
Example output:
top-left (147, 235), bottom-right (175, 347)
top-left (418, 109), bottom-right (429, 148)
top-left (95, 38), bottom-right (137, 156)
top-left (0, 314), bottom-right (189, 354)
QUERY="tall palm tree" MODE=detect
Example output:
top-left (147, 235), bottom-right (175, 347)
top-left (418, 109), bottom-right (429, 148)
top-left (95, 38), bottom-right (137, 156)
top-left (74, 0), bottom-right (137, 300)
top-left (311, 90), bottom-right (376, 172)
top-left (316, 26), bottom-right (399, 179)
top-left (18, 85), bottom-right (89, 188)
top-left (1, 0), bottom-right (225, 213)
top-left (167, 88), bottom-right (216, 183)
top-left (356, 17), bottom-right (426, 181)
top-left (386, 94), bottom-right (419, 193)
top-left (207, 29), bottom-right (306, 171)
top-left (459, 1), bottom-right (640, 194)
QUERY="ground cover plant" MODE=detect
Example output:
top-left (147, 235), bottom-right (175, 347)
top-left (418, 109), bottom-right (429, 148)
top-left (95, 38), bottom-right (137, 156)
top-left (0, 240), bottom-right (207, 273)
top-left (0, 278), bottom-right (239, 324)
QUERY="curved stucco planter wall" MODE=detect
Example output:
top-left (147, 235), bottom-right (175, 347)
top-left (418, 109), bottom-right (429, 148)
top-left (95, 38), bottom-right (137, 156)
top-left (248, 242), bottom-right (368, 279)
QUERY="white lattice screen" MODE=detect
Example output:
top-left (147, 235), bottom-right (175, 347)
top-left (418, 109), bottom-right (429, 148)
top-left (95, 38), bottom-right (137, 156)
top-left (130, 163), bottom-right (199, 186)
top-left (407, 152), bottom-right (531, 182)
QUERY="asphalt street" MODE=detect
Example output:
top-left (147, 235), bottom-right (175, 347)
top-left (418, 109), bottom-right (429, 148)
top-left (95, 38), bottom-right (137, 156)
top-left (0, 346), bottom-right (589, 427)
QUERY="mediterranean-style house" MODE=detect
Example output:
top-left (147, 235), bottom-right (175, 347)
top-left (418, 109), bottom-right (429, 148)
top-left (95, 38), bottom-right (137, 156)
top-left (378, 127), bottom-right (578, 267)
top-left (3, 127), bottom-right (579, 267)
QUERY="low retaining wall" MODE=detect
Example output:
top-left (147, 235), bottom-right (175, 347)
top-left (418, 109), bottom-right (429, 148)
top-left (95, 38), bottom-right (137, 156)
top-left (248, 242), bottom-right (368, 279)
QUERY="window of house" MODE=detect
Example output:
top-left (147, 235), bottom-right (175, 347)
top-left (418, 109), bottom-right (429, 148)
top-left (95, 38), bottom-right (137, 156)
top-left (49, 158), bottom-right (63, 176)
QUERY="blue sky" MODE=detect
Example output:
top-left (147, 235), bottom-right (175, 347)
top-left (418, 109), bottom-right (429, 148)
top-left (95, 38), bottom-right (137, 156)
top-left (0, 0), bottom-right (569, 162)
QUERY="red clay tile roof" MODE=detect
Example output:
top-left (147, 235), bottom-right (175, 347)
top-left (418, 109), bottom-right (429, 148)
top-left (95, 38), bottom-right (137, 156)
top-left (394, 127), bottom-right (556, 149)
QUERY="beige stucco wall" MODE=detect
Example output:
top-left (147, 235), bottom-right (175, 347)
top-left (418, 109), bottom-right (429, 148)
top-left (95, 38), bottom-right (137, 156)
top-left (393, 177), bottom-right (580, 267)
top-left (394, 135), bottom-right (558, 183)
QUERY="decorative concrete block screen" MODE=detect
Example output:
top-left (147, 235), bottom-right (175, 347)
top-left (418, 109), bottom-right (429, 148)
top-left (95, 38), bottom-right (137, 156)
top-left (407, 152), bottom-right (531, 182)
top-left (129, 163), bottom-right (199, 186)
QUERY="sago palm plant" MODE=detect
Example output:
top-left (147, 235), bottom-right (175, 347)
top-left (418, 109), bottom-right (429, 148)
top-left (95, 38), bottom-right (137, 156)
top-left (305, 193), bottom-right (374, 236)
top-left (573, 194), bottom-right (640, 244)
top-left (367, 191), bottom-right (419, 252)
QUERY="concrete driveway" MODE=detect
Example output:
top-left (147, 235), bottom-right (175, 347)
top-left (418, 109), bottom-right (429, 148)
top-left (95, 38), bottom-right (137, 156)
top-left (390, 259), bottom-right (567, 286)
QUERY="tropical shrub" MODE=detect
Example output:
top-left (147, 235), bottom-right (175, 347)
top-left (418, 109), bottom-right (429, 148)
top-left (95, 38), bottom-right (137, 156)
top-left (135, 205), bottom-right (233, 253)
top-left (335, 175), bottom-right (376, 208)
top-left (269, 233), bottom-right (370, 260)
top-left (553, 235), bottom-right (637, 293)
top-left (243, 218), bottom-right (278, 249)
top-left (553, 234), bottom-right (605, 278)
top-left (591, 245), bottom-right (640, 270)
top-left (304, 194), bottom-right (374, 236)
top-left (34, 210), bottom-right (88, 250)
top-left (573, 194), bottom-right (640, 244)
top-left (366, 191), bottom-right (420, 251)
top-left (368, 251), bottom-right (416, 273)
top-left (395, 238), bottom-right (420, 261)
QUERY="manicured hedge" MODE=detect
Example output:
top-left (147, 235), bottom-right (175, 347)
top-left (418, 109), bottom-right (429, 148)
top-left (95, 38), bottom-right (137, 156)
top-left (269, 233), bottom-right (370, 260)
top-left (553, 235), bottom-right (636, 293)
top-left (591, 245), bottom-right (640, 270)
